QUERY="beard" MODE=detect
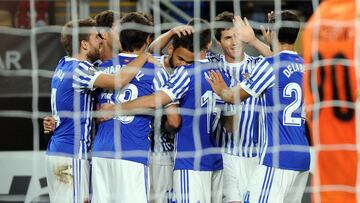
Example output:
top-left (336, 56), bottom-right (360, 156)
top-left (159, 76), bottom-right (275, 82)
top-left (87, 47), bottom-right (101, 63)
top-left (168, 55), bottom-right (175, 68)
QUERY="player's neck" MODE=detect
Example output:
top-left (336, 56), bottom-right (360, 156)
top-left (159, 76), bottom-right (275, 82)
top-left (122, 50), bottom-right (144, 56)
top-left (163, 56), bottom-right (171, 68)
top-left (73, 53), bottom-right (89, 62)
top-left (101, 45), bottom-right (118, 61)
top-left (195, 51), bottom-right (207, 60)
top-left (224, 53), bottom-right (244, 64)
top-left (274, 43), bottom-right (295, 54)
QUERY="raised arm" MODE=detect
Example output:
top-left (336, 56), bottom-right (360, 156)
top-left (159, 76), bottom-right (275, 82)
top-left (93, 53), bottom-right (161, 89)
top-left (148, 25), bottom-right (194, 54)
top-left (233, 16), bottom-right (273, 57)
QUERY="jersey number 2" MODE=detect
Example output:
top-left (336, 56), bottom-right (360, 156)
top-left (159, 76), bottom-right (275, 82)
top-left (283, 83), bottom-right (303, 126)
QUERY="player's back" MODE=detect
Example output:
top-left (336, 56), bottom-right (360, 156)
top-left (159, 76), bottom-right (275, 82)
top-left (48, 56), bottom-right (96, 157)
top-left (258, 51), bottom-right (310, 171)
top-left (163, 59), bottom-right (233, 171)
top-left (93, 53), bottom-right (169, 165)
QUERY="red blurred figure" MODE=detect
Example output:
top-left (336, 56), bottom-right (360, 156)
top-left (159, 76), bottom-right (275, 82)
top-left (16, 0), bottom-right (48, 28)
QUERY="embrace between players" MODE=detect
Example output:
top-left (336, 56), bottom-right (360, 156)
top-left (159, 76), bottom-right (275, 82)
top-left (43, 9), bottom-right (310, 203)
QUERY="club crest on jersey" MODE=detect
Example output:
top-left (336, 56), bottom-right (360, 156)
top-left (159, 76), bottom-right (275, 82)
top-left (243, 73), bottom-right (249, 80)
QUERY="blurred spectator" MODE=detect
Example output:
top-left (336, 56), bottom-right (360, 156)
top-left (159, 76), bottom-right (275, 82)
top-left (0, 1), bottom-right (18, 27)
top-left (16, 0), bottom-right (48, 28)
top-left (0, 10), bottom-right (12, 27)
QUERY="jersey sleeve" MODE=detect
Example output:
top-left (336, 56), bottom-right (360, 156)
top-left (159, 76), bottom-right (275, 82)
top-left (153, 67), bottom-right (170, 91)
top-left (239, 58), bottom-right (275, 97)
top-left (159, 65), bottom-right (191, 102)
top-left (73, 61), bottom-right (102, 92)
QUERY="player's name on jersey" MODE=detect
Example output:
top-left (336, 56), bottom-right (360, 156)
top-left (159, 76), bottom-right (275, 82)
top-left (283, 63), bottom-right (304, 78)
top-left (101, 64), bottom-right (122, 74)
top-left (101, 63), bottom-right (146, 81)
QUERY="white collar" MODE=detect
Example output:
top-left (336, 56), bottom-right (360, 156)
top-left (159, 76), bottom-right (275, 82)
top-left (64, 56), bottom-right (80, 62)
top-left (119, 53), bottom-right (138, 57)
top-left (221, 53), bottom-right (249, 66)
top-left (280, 50), bottom-right (298, 55)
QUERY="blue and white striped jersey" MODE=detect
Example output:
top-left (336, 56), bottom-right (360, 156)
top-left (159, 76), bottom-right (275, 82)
top-left (217, 54), bottom-right (264, 158)
top-left (240, 50), bottom-right (310, 171)
top-left (150, 55), bottom-right (176, 153)
top-left (92, 53), bottom-right (169, 165)
top-left (47, 56), bottom-right (101, 159)
top-left (160, 59), bottom-right (235, 171)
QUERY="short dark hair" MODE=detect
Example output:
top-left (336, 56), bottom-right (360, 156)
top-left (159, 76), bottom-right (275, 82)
top-left (94, 10), bottom-right (121, 28)
top-left (173, 18), bottom-right (211, 52)
top-left (214, 11), bottom-right (234, 41)
top-left (141, 12), bottom-right (155, 41)
top-left (61, 18), bottom-right (96, 56)
top-left (269, 10), bottom-right (300, 44)
top-left (119, 12), bottom-right (153, 52)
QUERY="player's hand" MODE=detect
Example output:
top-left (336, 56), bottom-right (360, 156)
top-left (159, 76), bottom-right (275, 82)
top-left (260, 11), bottom-right (274, 45)
top-left (206, 70), bottom-right (229, 97)
top-left (43, 116), bottom-right (56, 134)
top-left (260, 25), bottom-right (271, 45)
top-left (267, 11), bottom-right (274, 22)
top-left (233, 16), bottom-right (256, 44)
top-left (96, 103), bottom-right (115, 123)
top-left (171, 25), bottom-right (194, 37)
top-left (146, 54), bottom-right (162, 67)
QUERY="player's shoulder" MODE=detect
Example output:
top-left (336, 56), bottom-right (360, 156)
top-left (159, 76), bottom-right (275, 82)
top-left (92, 59), bottom-right (102, 67)
top-left (273, 50), bottom-right (303, 63)
top-left (206, 51), bottom-right (223, 63)
top-left (245, 54), bottom-right (264, 62)
top-left (76, 60), bottom-right (94, 72)
top-left (99, 57), bottom-right (114, 67)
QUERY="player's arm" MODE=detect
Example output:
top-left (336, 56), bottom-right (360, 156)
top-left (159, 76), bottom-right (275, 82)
top-left (43, 116), bottom-right (56, 134)
top-left (98, 91), bottom-right (173, 120)
top-left (164, 103), bottom-right (181, 132)
top-left (206, 70), bottom-right (251, 104)
top-left (207, 58), bottom-right (274, 104)
top-left (148, 25), bottom-right (194, 54)
top-left (260, 11), bottom-right (274, 46)
top-left (233, 16), bottom-right (273, 57)
top-left (98, 65), bottom-right (189, 119)
top-left (93, 53), bottom-right (161, 89)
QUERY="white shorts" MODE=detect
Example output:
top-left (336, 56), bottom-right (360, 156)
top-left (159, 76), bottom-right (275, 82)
top-left (222, 154), bottom-right (258, 203)
top-left (91, 157), bottom-right (149, 203)
top-left (45, 155), bottom-right (90, 203)
top-left (149, 152), bottom-right (173, 203)
top-left (244, 165), bottom-right (309, 203)
top-left (173, 169), bottom-right (223, 203)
